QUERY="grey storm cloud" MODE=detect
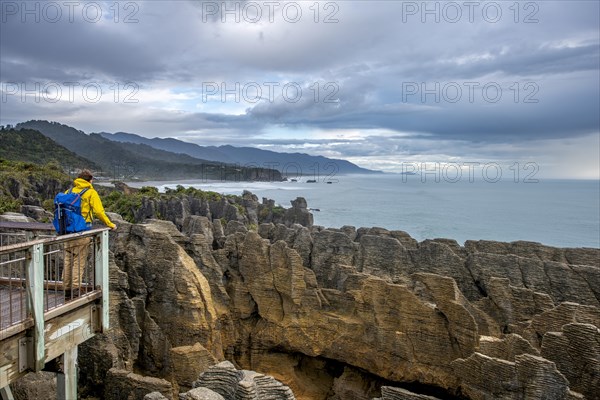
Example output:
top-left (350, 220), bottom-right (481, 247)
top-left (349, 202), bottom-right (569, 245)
top-left (1, 19), bottom-right (162, 82)
top-left (0, 0), bottom-right (598, 176)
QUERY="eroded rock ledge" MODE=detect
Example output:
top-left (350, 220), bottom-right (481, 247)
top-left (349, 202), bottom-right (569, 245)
top-left (65, 210), bottom-right (598, 400)
top-left (8, 200), bottom-right (598, 400)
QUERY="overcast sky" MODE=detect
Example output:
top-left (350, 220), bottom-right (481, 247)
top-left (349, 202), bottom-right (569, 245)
top-left (1, 0), bottom-right (598, 178)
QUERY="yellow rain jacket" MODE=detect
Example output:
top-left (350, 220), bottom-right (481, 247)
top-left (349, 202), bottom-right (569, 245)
top-left (68, 178), bottom-right (116, 229)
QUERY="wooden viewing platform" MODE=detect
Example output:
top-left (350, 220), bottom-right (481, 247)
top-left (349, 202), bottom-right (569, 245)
top-left (0, 224), bottom-right (109, 400)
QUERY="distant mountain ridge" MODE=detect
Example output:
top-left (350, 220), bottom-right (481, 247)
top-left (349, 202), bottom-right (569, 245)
top-left (15, 121), bottom-right (281, 181)
top-left (98, 131), bottom-right (379, 177)
top-left (0, 127), bottom-right (97, 169)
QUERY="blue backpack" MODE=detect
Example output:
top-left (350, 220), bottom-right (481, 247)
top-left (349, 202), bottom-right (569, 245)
top-left (53, 188), bottom-right (91, 235)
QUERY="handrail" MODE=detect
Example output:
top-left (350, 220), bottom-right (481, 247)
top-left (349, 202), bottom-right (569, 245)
top-left (0, 227), bottom-right (109, 253)
top-left (0, 224), bottom-right (110, 397)
top-left (0, 227), bottom-right (110, 336)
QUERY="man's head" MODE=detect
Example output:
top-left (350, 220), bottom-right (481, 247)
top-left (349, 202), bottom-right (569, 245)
top-left (78, 169), bottom-right (94, 182)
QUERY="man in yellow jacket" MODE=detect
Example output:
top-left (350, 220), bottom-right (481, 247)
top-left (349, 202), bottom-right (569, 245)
top-left (63, 169), bottom-right (115, 297)
top-left (70, 169), bottom-right (116, 229)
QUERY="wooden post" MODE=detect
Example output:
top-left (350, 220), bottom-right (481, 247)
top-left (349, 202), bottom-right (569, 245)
top-left (56, 346), bottom-right (77, 400)
top-left (0, 386), bottom-right (15, 400)
top-left (26, 243), bottom-right (45, 371)
top-left (94, 230), bottom-right (110, 332)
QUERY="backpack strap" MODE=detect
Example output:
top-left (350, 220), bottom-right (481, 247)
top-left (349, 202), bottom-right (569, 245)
top-left (69, 188), bottom-right (89, 205)
top-left (79, 188), bottom-right (93, 222)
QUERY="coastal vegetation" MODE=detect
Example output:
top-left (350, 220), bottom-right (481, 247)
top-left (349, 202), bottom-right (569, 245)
top-left (0, 159), bottom-right (249, 223)
top-left (0, 127), bottom-right (96, 170)
top-left (0, 158), bottom-right (303, 230)
top-left (101, 185), bottom-right (243, 223)
top-left (0, 159), bottom-right (70, 213)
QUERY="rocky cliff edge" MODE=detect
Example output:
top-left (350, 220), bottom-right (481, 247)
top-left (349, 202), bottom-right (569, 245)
top-left (63, 210), bottom-right (600, 400)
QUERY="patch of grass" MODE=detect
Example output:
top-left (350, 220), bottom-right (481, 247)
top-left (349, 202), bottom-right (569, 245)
top-left (0, 159), bottom-right (71, 213)
top-left (139, 186), bottom-right (160, 197)
top-left (0, 197), bottom-right (22, 214)
top-left (103, 190), bottom-right (144, 223)
top-left (0, 159), bottom-right (256, 226)
top-left (272, 206), bottom-right (286, 217)
top-left (103, 184), bottom-right (250, 222)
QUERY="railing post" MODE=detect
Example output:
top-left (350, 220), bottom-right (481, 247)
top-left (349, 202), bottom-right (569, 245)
top-left (56, 346), bottom-right (77, 400)
top-left (94, 230), bottom-right (110, 332)
top-left (26, 243), bottom-right (45, 371)
top-left (0, 386), bottom-right (15, 400)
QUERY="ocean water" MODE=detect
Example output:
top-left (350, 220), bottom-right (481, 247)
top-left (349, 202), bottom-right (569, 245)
top-left (130, 174), bottom-right (600, 249)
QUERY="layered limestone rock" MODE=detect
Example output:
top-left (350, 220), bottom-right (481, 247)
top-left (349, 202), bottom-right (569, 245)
top-left (20, 204), bottom-right (53, 221)
top-left (375, 387), bottom-right (442, 400)
top-left (284, 197), bottom-right (313, 227)
top-left (9, 372), bottom-right (56, 400)
top-left (328, 367), bottom-right (387, 400)
top-left (77, 219), bottom-right (224, 399)
top-left (144, 392), bottom-right (171, 400)
top-left (451, 353), bottom-right (575, 400)
top-left (130, 192), bottom-right (312, 230)
top-left (116, 221), bottom-right (221, 355)
top-left (192, 361), bottom-right (295, 399)
top-left (104, 368), bottom-right (175, 400)
top-left (64, 208), bottom-right (599, 400)
top-left (181, 387), bottom-right (226, 400)
top-left (170, 343), bottom-right (218, 390)
top-left (227, 241), bottom-right (479, 393)
top-left (209, 224), bottom-right (597, 399)
top-left (0, 211), bottom-right (35, 223)
top-left (540, 323), bottom-right (600, 399)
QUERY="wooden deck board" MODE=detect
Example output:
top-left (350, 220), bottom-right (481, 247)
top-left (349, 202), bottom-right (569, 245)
top-left (0, 286), bottom-right (66, 330)
top-left (0, 287), bottom-right (27, 330)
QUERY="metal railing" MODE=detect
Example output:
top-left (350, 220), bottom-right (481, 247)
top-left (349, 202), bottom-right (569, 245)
top-left (0, 225), bottom-right (109, 397)
top-left (0, 247), bottom-right (28, 331)
top-left (0, 232), bottom-right (28, 247)
top-left (0, 222), bottom-right (56, 247)
top-left (0, 228), bottom-right (109, 336)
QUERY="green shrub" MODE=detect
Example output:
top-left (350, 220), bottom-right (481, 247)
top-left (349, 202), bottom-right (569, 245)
top-left (139, 186), bottom-right (160, 197)
top-left (0, 196), bottom-right (22, 214)
top-left (103, 191), bottom-right (143, 223)
top-left (0, 159), bottom-right (70, 214)
top-left (272, 206), bottom-right (285, 217)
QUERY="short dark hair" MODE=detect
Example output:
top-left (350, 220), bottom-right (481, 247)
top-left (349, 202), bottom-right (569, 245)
top-left (78, 169), bottom-right (94, 181)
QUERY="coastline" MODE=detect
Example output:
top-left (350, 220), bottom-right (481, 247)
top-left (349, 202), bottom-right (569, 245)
top-left (119, 176), bottom-right (600, 249)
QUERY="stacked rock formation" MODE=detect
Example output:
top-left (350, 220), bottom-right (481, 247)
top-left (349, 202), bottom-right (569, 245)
top-left (70, 213), bottom-right (598, 400)
top-left (130, 192), bottom-right (312, 229)
top-left (4, 192), bottom-right (598, 400)
top-left (192, 361), bottom-right (295, 399)
top-left (141, 362), bottom-right (295, 400)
